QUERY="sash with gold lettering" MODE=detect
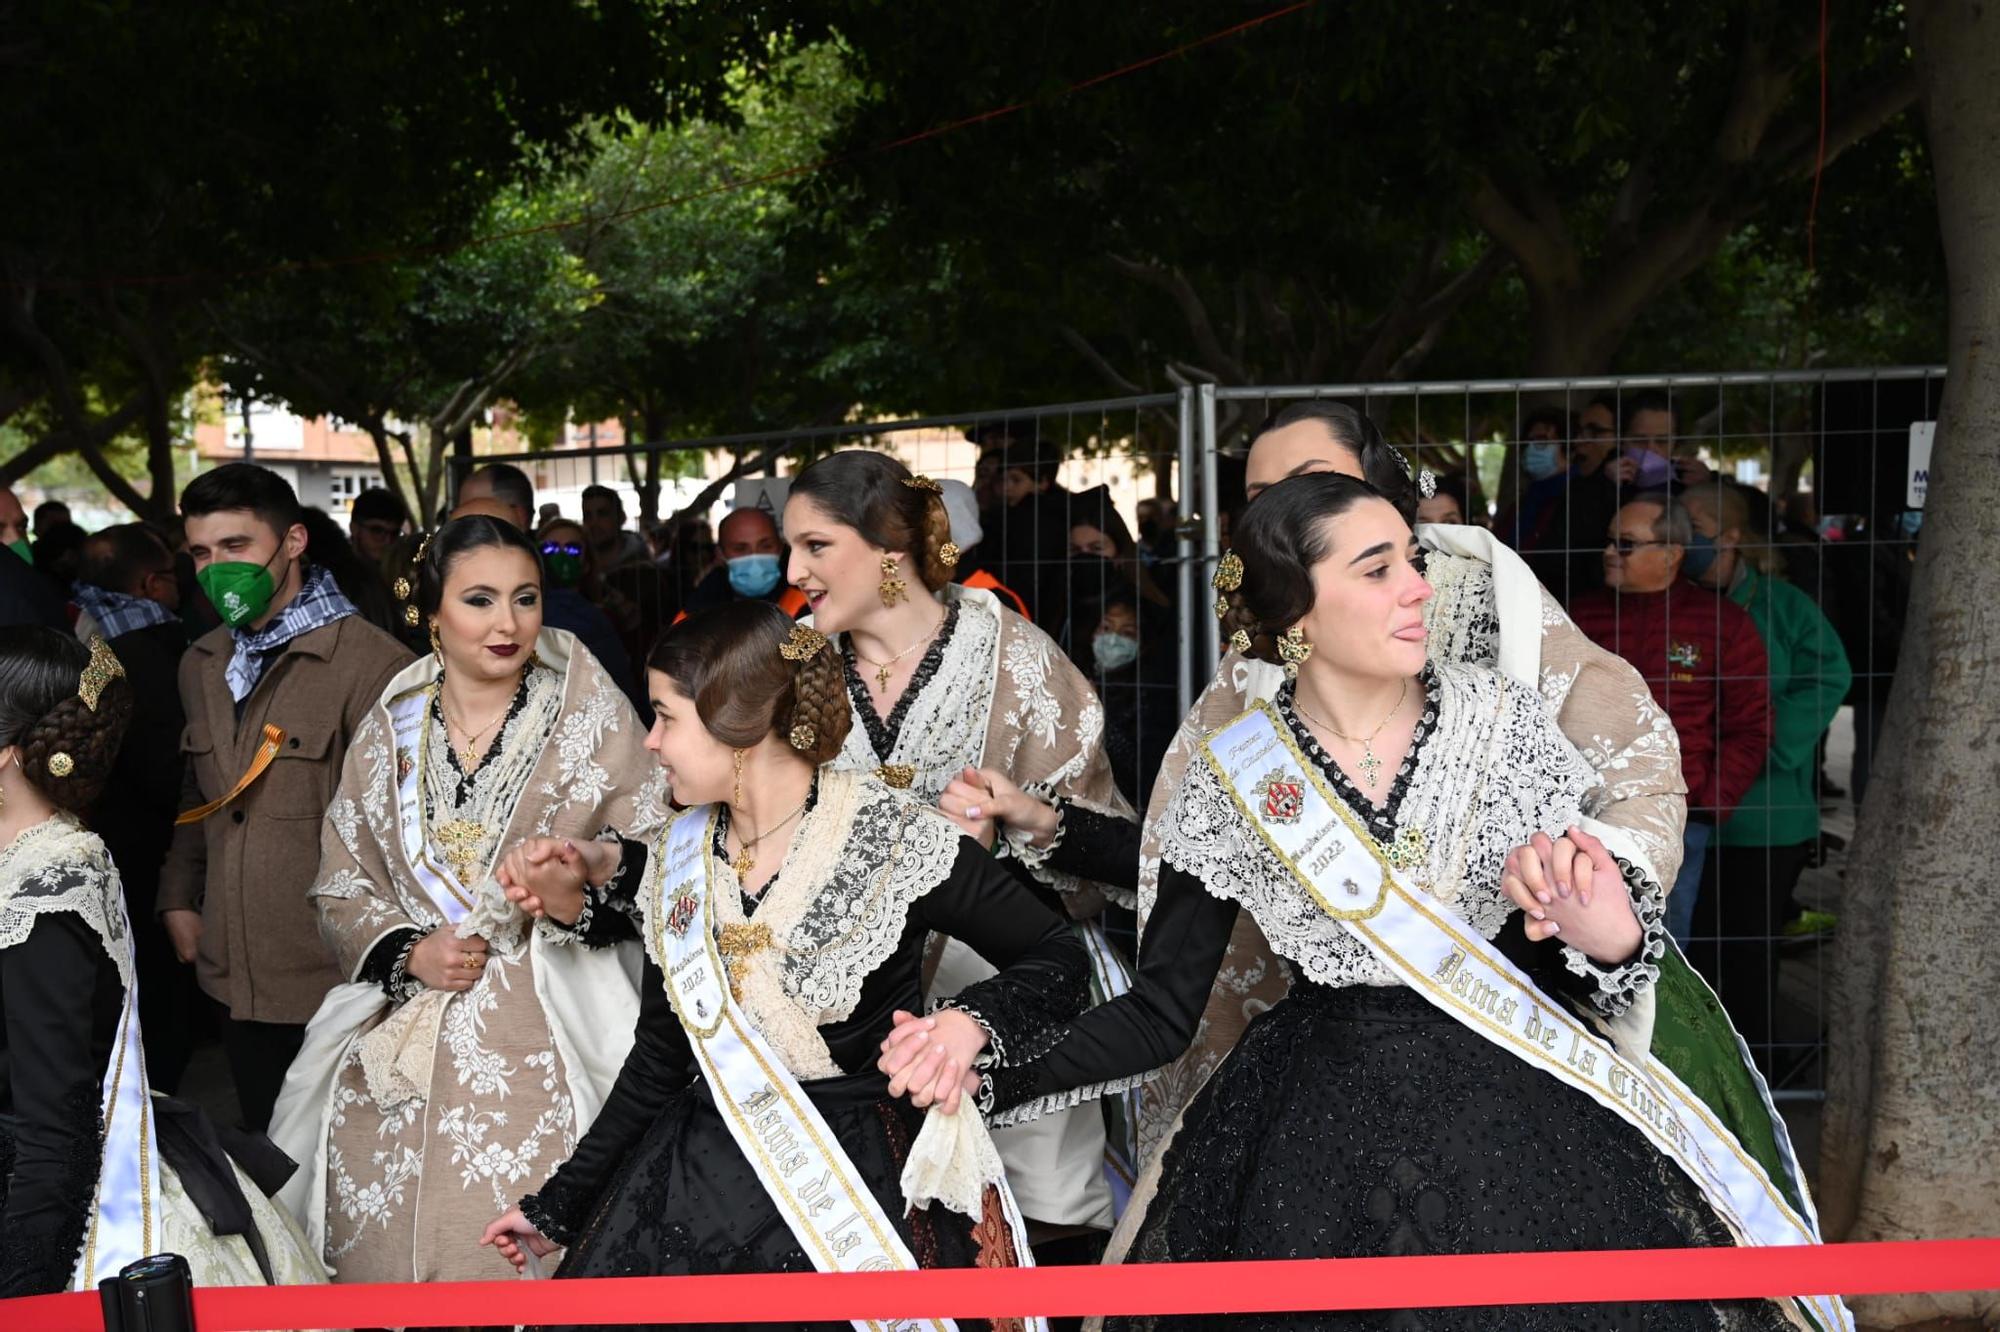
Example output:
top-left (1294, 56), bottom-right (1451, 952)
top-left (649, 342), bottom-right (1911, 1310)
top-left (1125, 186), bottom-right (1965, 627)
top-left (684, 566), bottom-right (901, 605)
top-left (73, 900), bottom-right (160, 1289)
top-left (388, 685), bottom-right (478, 925)
top-left (1202, 705), bottom-right (1851, 1332)
top-left (648, 807), bottom-right (1043, 1332)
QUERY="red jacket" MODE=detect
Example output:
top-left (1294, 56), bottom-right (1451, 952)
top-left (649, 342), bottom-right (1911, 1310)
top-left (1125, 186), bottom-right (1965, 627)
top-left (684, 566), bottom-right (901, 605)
top-left (1568, 584), bottom-right (1772, 822)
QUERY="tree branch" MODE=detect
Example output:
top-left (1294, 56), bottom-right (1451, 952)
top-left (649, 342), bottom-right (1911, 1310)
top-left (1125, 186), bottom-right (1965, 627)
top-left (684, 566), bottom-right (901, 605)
top-left (1058, 324), bottom-right (1147, 395)
top-left (1106, 254), bottom-right (1249, 384)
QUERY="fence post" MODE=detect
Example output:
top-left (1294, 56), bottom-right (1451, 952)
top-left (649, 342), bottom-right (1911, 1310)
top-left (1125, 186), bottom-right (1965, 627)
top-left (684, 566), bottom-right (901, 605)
top-left (1198, 383), bottom-right (1221, 666)
top-left (1176, 386), bottom-right (1196, 718)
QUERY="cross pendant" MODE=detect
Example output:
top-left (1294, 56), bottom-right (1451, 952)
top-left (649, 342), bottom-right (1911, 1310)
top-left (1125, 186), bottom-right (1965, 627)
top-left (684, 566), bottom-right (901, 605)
top-left (874, 663), bottom-right (893, 691)
top-left (1357, 745), bottom-right (1382, 789)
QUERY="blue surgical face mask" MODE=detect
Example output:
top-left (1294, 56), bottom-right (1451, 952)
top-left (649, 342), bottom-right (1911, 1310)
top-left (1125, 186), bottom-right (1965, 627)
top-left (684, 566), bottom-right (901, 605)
top-left (1093, 631), bottom-right (1141, 674)
top-left (727, 552), bottom-right (783, 598)
top-left (1522, 442), bottom-right (1564, 480)
top-left (1680, 530), bottom-right (1720, 580)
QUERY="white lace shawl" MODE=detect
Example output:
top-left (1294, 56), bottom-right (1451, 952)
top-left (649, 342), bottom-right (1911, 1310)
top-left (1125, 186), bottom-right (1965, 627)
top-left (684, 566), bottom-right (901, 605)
top-left (0, 814), bottom-right (129, 989)
top-left (640, 769), bottom-right (963, 1079)
top-left (1157, 662), bottom-right (1601, 991)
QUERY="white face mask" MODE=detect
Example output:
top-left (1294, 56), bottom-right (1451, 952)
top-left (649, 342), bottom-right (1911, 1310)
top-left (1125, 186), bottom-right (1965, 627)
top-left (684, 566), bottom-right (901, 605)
top-left (1093, 631), bottom-right (1141, 673)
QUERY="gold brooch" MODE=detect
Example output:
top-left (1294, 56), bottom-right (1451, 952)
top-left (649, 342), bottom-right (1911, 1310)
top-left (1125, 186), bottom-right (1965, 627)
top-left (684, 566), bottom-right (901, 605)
top-left (938, 540), bottom-right (961, 569)
top-left (778, 623), bottom-right (828, 663)
top-left (1211, 550), bottom-right (1244, 592)
top-left (789, 721), bottom-right (816, 751)
top-left (877, 763), bottom-right (916, 789)
top-left (77, 637), bottom-right (125, 711)
top-left (1384, 825), bottom-right (1428, 871)
top-left (392, 576), bottom-right (412, 601)
top-left (47, 752), bottom-right (75, 778)
top-left (901, 475), bottom-right (943, 493)
top-left (403, 604), bottom-right (421, 628)
top-left (1228, 629), bottom-right (1252, 654)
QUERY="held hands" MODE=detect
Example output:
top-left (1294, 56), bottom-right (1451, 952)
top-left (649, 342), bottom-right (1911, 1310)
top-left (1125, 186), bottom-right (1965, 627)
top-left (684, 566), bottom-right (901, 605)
top-left (939, 765), bottom-right (1058, 851)
top-left (1499, 827), bottom-right (1642, 966)
top-left (407, 928), bottom-right (490, 992)
top-left (876, 1008), bottom-right (987, 1115)
top-left (480, 1206), bottom-right (556, 1273)
top-left (496, 837), bottom-right (619, 925)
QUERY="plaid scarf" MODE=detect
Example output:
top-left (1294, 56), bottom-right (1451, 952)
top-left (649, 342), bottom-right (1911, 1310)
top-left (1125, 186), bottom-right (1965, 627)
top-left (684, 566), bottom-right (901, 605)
top-left (224, 563), bottom-right (357, 702)
top-left (71, 582), bottom-right (178, 640)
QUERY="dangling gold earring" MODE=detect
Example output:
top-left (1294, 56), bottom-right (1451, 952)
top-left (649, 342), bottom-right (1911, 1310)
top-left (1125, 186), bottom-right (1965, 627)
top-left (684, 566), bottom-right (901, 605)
top-left (1278, 625), bottom-right (1313, 679)
top-left (878, 556), bottom-right (908, 608)
top-left (732, 748), bottom-right (746, 807)
top-left (428, 621), bottom-right (444, 669)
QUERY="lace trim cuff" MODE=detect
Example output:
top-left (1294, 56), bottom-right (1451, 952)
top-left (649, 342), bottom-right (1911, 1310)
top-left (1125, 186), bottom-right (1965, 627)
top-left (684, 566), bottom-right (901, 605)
top-left (998, 786), bottom-right (1066, 871)
top-left (931, 972), bottom-right (1081, 1071)
top-left (984, 1064), bottom-right (1160, 1128)
top-left (1559, 856), bottom-right (1667, 1018)
top-left (533, 896), bottom-right (596, 947)
top-left (517, 1191), bottom-right (575, 1248)
top-left (364, 927), bottom-right (427, 1005)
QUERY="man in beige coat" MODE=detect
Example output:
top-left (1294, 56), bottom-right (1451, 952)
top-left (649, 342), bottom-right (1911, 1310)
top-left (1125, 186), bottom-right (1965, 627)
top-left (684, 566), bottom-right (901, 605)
top-left (157, 463), bottom-right (412, 1131)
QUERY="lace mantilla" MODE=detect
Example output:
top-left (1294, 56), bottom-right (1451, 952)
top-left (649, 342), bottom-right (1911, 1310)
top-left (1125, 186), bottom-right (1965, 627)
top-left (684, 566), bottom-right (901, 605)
top-left (1560, 855), bottom-right (1669, 1018)
top-left (0, 815), bottom-right (131, 991)
top-left (1159, 663), bottom-right (1603, 992)
top-left (1423, 551), bottom-right (1502, 669)
top-left (844, 601), bottom-right (962, 762)
top-left (830, 590), bottom-right (1000, 803)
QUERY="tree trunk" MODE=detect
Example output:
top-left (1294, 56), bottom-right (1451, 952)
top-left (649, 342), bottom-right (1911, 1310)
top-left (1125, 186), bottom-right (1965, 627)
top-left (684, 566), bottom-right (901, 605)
top-left (1820, 4), bottom-right (2000, 1329)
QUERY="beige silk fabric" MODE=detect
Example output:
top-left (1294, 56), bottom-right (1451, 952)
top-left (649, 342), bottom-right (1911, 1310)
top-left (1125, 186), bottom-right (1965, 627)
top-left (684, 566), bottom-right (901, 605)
top-left (1132, 540), bottom-right (1687, 1157)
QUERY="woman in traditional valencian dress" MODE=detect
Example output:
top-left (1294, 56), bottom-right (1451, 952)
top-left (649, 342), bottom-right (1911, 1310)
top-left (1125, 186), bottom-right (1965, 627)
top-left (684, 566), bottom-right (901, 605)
top-left (890, 475), bottom-right (1845, 1332)
top-left (268, 515), bottom-right (666, 1282)
top-left (479, 601), bottom-right (1087, 1331)
top-left (0, 628), bottom-right (323, 1296)
top-left (783, 449), bottom-right (1138, 1241)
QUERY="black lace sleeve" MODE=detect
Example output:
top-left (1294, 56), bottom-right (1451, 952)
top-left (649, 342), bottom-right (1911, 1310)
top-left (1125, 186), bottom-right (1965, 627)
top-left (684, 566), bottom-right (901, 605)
top-left (1041, 799), bottom-right (1140, 893)
top-left (983, 860), bottom-right (1238, 1123)
top-left (534, 836), bottom-right (647, 949)
top-left (917, 839), bottom-right (1089, 1076)
top-left (357, 927), bottom-right (426, 1003)
top-left (1495, 857), bottom-right (1667, 1020)
top-left (0, 914), bottom-right (111, 1298)
top-left (516, 952), bottom-right (691, 1245)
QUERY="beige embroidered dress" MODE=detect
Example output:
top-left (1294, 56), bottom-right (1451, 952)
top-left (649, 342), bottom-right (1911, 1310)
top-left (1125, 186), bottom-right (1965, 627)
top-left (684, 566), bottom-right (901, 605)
top-left (824, 583), bottom-right (1136, 1229)
top-left (1133, 526), bottom-right (1688, 1155)
top-left (269, 629), bottom-right (667, 1283)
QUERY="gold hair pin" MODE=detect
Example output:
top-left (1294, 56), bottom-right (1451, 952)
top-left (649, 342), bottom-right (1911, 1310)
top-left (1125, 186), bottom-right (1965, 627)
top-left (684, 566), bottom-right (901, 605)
top-left (938, 541), bottom-right (961, 569)
top-left (901, 476), bottom-right (943, 493)
top-left (78, 638), bottom-right (125, 712)
top-left (778, 623), bottom-right (829, 663)
top-left (1212, 551), bottom-right (1243, 592)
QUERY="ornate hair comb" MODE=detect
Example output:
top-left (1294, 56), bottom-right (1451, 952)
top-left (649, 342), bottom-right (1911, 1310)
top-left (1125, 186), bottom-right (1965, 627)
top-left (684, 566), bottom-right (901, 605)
top-left (77, 637), bottom-right (125, 712)
top-left (778, 623), bottom-right (829, 663)
top-left (901, 475), bottom-right (943, 493)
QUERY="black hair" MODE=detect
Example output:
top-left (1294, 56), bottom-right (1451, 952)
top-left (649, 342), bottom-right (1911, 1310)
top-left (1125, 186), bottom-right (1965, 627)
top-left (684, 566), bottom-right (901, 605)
top-left (1067, 486), bottom-right (1137, 556)
top-left (179, 462), bottom-right (305, 537)
top-left (1619, 389), bottom-right (1677, 434)
top-left (78, 524), bottom-right (172, 596)
top-left (1217, 472), bottom-right (1398, 665)
top-left (34, 500), bottom-right (72, 528)
top-left (0, 626), bottom-right (133, 812)
top-left (1245, 400), bottom-right (1418, 522)
top-left (1521, 406), bottom-right (1571, 440)
top-left (468, 463), bottom-right (535, 515)
top-left (351, 487), bottom-right (408, 528)
top-left (788, 450), bottom-right (956, 592)
top-left (581, 484), bottom-right (624, 515)
top-left (416, 514), bottom-right (544, 619)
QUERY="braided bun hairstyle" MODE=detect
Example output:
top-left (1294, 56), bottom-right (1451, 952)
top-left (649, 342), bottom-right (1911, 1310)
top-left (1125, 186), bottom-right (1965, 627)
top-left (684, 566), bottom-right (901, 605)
top-left (0, 627), bottom-right (134, 813)
top-left (1218, 472), bottom-right (1388, 667)
top-left (789, 450), bottom-right (956, 592)
top-left (648, 601), bottom-right (852, 765)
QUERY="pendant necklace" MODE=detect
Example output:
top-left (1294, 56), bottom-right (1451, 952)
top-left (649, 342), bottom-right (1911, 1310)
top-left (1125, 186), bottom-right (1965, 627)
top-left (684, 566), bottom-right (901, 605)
top-left (1295, 677), bottom-right (1409, 791)
top-left (728, 798), bottom-right (810, 879)
top-left (853, 612), bottom-right (944, 692)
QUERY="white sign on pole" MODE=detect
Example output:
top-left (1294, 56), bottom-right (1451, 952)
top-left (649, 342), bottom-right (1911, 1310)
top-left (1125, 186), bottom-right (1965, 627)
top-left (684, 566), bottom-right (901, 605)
top-left (733, 478), bottom-right (792, 529)
top-left (1907, 422), bottom-right (1935, 508)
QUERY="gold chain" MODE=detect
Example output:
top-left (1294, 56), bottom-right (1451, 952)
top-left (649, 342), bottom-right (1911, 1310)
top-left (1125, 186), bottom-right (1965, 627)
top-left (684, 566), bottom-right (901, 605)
top-left (852, 609), bottom-right (945, 691)
top-left (1294, 677), bottom-right (1409, 790)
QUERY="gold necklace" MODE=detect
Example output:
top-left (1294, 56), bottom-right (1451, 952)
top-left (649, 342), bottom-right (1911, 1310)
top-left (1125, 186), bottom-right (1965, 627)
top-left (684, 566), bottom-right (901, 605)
top-left (727, 797), bottom-right (810, 879)
top-left (1294, 677), bottom-right (1409, 790)
top-left (441, 687), bottom-right (513, 770)
top-left (853, 611), bottom-right (944, 692)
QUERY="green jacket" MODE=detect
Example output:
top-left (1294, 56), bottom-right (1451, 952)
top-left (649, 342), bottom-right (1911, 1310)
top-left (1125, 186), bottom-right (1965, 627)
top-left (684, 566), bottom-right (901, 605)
top-left (1717, 564), bottom-right (1853, 848)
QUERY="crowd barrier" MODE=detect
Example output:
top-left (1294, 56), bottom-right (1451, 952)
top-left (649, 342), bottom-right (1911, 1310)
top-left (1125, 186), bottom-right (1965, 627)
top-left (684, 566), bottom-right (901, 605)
top-left (8, 1238), bottom-right (1997, 1330)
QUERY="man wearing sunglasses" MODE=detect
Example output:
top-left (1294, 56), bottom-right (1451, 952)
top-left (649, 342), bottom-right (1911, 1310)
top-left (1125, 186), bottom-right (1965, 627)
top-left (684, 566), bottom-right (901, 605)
top-left (1567, 493), bottom-right (1772, 947)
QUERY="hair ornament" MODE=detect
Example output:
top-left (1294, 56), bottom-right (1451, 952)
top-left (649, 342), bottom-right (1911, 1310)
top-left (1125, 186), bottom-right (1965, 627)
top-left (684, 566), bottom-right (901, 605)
top-left (901, 476), bottom-right (943, 494)
top-left (1228, 629), bottom-right (1253, 655)
top-left (789, 721), bottom-right (816, 752)
top-left (1212, 551), bottom-right (1244, 593)
top-left (77, 637), bottom-right (125, 712)
top-left (938, 540), bottom-right (961, 569)
top-left (778, 623), bottom-right (829, 663)
top-left (47, 752), bottom-right (75, 778)
top-left (1418, 467), bottom-right (1438, 499)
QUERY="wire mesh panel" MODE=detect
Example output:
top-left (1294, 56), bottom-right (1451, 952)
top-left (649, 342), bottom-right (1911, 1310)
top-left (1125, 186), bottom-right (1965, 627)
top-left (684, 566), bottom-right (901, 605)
top-left (1208, 368), bottom-right (1945, 1103)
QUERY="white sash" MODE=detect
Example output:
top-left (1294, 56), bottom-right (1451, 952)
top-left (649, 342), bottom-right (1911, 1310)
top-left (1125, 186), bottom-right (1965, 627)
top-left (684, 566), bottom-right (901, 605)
top-left (388, 685), bottom-right (475, 924)
top-left (648, 810), bottom-right (1043, 1332)
top-left (1203, 706), bottom-right (1851, 1332)
top-left (73, 903), bottom-right (161, 1290)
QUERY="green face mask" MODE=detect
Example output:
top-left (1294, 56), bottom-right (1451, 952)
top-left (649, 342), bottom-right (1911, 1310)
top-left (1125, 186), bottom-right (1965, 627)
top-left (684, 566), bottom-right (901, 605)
top-left (5, 538), bottom-right (30, 565)
top-left (197, 548), bottom-right (283, 628)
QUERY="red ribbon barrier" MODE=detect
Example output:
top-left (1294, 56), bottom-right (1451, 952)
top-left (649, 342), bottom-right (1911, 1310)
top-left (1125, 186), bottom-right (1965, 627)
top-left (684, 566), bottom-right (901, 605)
top-left (9, 1239), bottom-right (1997, 1330)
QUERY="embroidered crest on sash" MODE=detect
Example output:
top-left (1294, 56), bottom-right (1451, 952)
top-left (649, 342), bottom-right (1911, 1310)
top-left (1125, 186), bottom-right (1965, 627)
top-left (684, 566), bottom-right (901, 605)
top-left (664, 886), bottom-right (699, 938)
top-left (1252, 769), bottom-right (1306, 824)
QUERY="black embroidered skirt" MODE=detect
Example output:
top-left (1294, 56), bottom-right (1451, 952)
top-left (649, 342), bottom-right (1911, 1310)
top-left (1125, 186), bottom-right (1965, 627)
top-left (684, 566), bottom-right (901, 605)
top-left (1110, 983), bottom-right (1792, 1332)
top-left (544, 1070), bottom-right (1020, 1332)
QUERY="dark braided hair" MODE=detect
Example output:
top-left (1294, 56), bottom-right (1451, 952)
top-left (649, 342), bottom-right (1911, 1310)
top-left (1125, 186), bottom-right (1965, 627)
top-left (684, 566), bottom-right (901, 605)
top-left (0, 627), bottom-right (134, 812)
top-left (1217, 473), bottom-right (1391, 667)
top-left (648, 601), bottom-right (851, 765)
top-left (789, 451), bottom-right (956, 592)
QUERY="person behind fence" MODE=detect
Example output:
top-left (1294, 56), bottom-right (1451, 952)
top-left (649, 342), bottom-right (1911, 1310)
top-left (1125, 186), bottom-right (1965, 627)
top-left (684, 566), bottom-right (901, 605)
top-left (1413, 469), bottom-right (1473, 527)
top-left (679, 504), bottom-right (806, 618)
top-left (1513, 393), bottom-right (1621, 604)
top-left (890, 474), bottom-right (1840, 1332)
top-left (1680, 481), bottom-right (1852, 1072)
top-left (1066, 484), bottom-right (1173, 673)
top-left (347, 486), bottom-right (408, 574)
top-left (0, 627), bottom-right (326, 1297)
top-left (0, 485), bottom-right (67, 631)
top-left (263, 515), bottom-right (664, 1285)
top-left (994, 435), bottom-right (1078, 644)
top-left (783, 449), bottom-right (1138, 1256)
top-left (1130, 400), bottom-right (1687, 1162)
top-left (157, 464), bottom-right (415, 1134)
top-left (936, 476), bottom-right (1031, 619)
top-left (455, 462), bottom-right (537, 532)
top-left (1566, 494), bottom-right (1772, 946)
top-left (535, 517), bottom-right (647, 717)
top-left (477, 603), bottom-right (1086, 1332)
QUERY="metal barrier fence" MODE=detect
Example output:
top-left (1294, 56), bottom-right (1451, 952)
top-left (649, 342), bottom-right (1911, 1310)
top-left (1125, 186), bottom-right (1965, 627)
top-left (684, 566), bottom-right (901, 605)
top-left (468, 366), bottom-right (1945, 1103)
